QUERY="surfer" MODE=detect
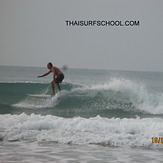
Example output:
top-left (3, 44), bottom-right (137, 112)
top-left (37, 62), bottom-right (64, 95)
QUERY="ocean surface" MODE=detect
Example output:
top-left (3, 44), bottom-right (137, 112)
top-left (0, 65), bottom-right (163, 163)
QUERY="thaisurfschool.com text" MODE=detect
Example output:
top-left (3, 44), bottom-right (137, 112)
top-left (65, 20), bottom-right (140, 27)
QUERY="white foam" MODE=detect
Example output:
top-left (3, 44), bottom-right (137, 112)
top-left (1, 113), bottom-right (163, 148)
top-left (72, 78), bottom-right (163, 114)
top-left (106, 78), bottom-right (163, 114)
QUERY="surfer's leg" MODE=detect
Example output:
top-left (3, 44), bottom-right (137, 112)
top-left (56, 83), bottom-right (61, 91)
top-left (51, 81), bottom-right (55, 95)
top-left (55, 75), bottom-right (64, 92)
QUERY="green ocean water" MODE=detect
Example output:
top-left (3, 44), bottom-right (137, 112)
top-left (1, 65), bottom-right (163, 162)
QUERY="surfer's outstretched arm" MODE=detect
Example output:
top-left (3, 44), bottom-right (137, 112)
top-left (37, 70), bottom-right (51, 78)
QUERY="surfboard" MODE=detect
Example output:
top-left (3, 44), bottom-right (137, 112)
top-left (27, 94), bottom-right (53, 98)
top-left (27, 90), bottom-right (69, 98)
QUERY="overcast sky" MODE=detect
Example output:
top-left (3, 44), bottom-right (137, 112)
top-left (0, 0), bottom-right (163, 71)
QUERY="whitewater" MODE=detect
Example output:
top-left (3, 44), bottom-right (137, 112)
top-left (0, 66), bottom-right (163, 163)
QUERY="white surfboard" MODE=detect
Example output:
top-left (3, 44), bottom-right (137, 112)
top-left (27, 90), bottom-right (69, 98)
top-left (27, 94), bottom-right (53, 98)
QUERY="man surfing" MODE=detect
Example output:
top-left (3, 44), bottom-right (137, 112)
top-left (37, 62), bottom-right (64, 95)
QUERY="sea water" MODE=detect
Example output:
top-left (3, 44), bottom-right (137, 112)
top-left (0, 65), bottom-right (163, 163)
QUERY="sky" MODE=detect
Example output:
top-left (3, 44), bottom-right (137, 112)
top-left (0, 0), bottom-right (163, 71)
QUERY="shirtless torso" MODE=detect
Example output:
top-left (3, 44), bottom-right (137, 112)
top-left (50, 66), bottom-right (63, 77)
top-left (38, 62), bottom-right (64, 95)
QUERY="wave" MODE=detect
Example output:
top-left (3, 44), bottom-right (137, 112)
top-left (0, 113), bottom-right (163, 148)
top-left (0, 81), bottom-right (47, 84)
top-left (11, 78), bottom-right (163, 116)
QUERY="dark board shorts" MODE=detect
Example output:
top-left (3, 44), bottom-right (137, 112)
top-left (55, 74), bottom-right (64, 83)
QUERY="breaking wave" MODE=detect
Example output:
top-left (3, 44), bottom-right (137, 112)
top-left (10, 78), bottom-right (163, 116)
top-left (0, 113), bottom-right (163, 148)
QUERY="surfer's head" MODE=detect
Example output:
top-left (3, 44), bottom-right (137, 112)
top-left (47, 62), bottom-right (53, 69)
